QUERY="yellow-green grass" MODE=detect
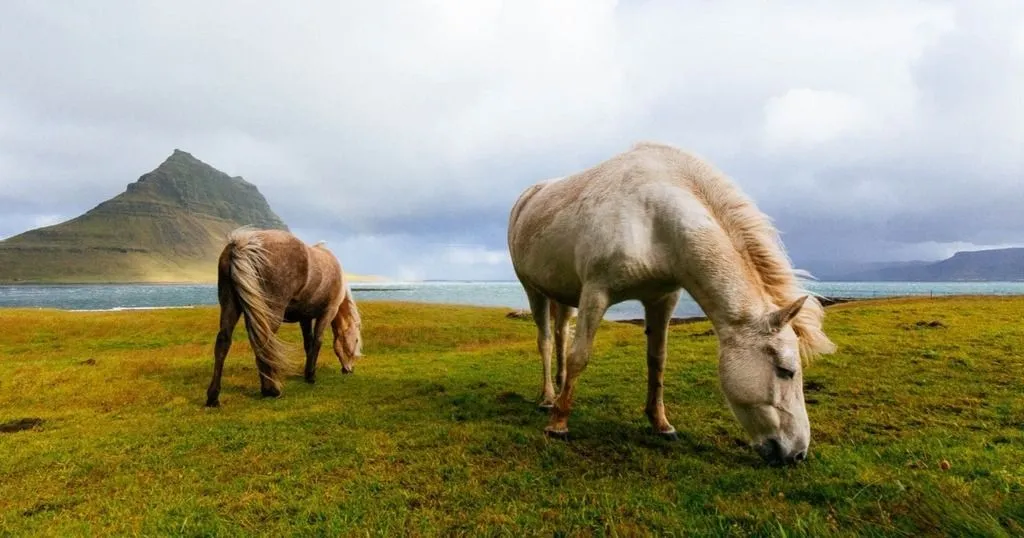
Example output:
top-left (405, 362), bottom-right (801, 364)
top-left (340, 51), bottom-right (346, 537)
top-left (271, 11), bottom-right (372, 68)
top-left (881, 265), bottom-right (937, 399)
top-left (1, 297), bottom-right (1022, 536)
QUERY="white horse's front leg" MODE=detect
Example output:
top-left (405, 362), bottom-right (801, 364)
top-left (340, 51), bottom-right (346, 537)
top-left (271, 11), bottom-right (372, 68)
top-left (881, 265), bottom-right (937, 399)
top-left (545, 286), bottom-right (609, 439)
top-left (643, 291), bottom-right (681, 440)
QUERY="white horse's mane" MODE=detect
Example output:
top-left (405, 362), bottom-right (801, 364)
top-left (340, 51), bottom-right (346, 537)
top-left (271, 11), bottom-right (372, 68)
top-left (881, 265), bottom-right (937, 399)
top-left (634, 142), bottom-right (836, 362)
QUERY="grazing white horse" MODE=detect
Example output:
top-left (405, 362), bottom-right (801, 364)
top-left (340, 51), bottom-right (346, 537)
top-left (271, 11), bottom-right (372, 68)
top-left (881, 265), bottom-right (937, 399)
top-left (507, 142), bottom-right (836, 466)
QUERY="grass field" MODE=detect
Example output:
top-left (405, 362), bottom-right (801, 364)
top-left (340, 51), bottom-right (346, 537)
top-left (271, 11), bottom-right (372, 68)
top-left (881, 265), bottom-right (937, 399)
top-left (1, 296), bottom-right (1022, 536)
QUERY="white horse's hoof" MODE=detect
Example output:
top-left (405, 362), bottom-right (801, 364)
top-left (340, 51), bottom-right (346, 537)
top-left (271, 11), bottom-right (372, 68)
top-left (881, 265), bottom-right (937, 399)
top-left (544, 427), bottom-right (570, 440)
top-left (657, 428), bottom-right (679, 441)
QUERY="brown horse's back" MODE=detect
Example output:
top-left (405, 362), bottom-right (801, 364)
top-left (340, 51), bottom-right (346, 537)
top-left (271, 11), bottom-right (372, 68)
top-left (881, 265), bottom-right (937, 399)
top-left (254, 230), bottom-right (311, 308)
top-left (222, 230), bottom-right (346, 319)
top-left (284, 244), bottom-right (344, 322)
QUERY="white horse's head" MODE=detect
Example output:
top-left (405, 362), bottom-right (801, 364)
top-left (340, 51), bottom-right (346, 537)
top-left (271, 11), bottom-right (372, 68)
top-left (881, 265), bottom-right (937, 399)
top-left (717, 296), bottom-right (811, 466)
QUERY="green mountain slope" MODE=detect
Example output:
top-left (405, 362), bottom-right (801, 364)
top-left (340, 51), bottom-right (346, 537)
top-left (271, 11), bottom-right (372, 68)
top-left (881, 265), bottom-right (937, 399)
top-left (0, 150), bottom-right (289, 283)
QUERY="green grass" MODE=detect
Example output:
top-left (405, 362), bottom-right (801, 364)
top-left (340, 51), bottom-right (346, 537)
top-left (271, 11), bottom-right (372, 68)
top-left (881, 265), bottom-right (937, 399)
top-left (1, 296), bottom-right (1022, 536)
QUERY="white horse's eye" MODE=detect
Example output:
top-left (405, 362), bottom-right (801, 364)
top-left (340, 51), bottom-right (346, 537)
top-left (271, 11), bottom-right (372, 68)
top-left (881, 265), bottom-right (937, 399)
top-left (775, 366), bottom-right (795, 380)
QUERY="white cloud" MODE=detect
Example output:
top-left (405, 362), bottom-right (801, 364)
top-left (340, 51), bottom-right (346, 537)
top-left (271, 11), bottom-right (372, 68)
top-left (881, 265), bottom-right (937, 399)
top-left (442, 245), bottom-right (510, 266)
top-left (762, 89), bottom-right (876, 151)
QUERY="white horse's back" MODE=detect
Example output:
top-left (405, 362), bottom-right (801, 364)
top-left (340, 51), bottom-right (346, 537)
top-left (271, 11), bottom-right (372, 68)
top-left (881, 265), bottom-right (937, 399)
top-left (508, 142), bottom-right (726, 305)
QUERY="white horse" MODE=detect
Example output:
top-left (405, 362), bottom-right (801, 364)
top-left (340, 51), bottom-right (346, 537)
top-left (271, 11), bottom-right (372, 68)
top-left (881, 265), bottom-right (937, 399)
top-left (507, 142), bottom-right (836, 466)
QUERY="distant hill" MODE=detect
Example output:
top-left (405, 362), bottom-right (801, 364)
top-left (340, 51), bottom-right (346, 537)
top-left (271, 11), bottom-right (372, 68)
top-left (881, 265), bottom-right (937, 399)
top-left (0, 150), bottom-right (290, 283)
top-left (799, 259), bottom-right (932, 281)
top-left (831, 248), bottom-right (1024, 282)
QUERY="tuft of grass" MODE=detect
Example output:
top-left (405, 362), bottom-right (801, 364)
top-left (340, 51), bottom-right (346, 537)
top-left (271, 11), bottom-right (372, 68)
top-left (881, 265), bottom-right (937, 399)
top-left (0, 296), bottom-right (1022, 536)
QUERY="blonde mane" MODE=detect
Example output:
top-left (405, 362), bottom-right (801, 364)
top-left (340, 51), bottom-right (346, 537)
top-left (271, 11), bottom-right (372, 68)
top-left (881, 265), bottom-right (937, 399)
top-left (636, 142), bottom-right (837, 362)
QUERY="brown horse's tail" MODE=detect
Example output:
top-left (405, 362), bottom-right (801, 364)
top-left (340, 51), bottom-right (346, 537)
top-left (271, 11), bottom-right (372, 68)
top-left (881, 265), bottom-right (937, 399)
top-left (223, 228), bottom-right (296, 389)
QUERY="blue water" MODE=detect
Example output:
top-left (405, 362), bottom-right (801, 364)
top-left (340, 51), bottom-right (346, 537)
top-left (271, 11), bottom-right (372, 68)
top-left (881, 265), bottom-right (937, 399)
top-left (2, 281), bottom-right (1024, 320)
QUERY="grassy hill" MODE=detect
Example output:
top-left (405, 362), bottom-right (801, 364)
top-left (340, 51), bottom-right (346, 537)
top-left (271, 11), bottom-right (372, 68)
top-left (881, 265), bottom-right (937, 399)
top-left (1, 297), bottom-right (1021, 535)
top-left (0, 150), bottom-right (290, 284)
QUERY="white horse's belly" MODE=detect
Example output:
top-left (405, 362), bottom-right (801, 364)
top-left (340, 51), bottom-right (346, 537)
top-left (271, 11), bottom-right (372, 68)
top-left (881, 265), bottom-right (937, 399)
top-left (513, 236), bottom-right (583, 305)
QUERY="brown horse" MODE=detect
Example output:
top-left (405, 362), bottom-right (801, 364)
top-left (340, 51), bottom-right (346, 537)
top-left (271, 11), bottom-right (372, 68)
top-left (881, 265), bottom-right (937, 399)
top-left (205, 227), bottom-right (363, 407)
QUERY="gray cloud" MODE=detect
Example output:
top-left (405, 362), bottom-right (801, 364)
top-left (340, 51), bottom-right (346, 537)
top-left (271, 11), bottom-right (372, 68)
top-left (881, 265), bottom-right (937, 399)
top-left (1, 0), bottom-right (1022, 279)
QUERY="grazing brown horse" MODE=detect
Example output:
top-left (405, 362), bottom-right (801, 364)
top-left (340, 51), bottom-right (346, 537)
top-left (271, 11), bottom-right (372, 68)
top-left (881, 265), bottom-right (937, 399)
top-left (205, 227), bottom-right (363, 407)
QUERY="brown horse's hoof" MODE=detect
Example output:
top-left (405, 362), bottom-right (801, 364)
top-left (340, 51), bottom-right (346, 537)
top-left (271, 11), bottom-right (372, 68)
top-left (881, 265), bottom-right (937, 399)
top-left (341, 366), bottom-right (354, 375)
top-left (205, 398), bottom-right (220, 408)
top-left (305, 375), bottom-right (316, 384)
top-left (537, 402), bottom-right (555, 412)
top-left (544, 428), bottom-right (570, 441)
top-left (260, 388), bottom-right (281, 398)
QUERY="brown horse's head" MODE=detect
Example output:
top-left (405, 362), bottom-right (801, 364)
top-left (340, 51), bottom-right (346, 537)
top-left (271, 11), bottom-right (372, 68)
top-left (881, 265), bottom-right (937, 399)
top-left (339, 291), bottom-right (363, 373)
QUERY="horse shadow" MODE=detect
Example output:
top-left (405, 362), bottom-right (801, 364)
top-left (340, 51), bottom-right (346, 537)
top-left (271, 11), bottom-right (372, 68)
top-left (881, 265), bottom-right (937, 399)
top-left (181, 362), bottom-right (762, 469)
top-left (332, 372), bottom-right (759, 467)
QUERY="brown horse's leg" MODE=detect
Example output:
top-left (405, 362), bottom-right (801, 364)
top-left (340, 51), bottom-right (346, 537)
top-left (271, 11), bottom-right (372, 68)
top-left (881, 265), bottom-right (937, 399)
top-left (305, 315), bottom-right (329, 382)
top-left (643, 291), bottom-right (681, 440)
top-left (524, 288), bottom-right (555, 409)
top-left (206, 291), bottom-right (241, 407)
top-left (552, 302), bottom-right (574, 392)
top-left (330, 312), bottom-right (353, 374)
top-left (545, 286), bottom-right (609, 438)
top-left (300, 318), bottom-right (316, 383)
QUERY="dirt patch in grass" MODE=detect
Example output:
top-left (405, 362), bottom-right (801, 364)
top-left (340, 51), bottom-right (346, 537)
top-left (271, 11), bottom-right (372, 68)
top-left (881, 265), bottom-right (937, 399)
top-left (905, 320), bottom-right (948, 329)
top-left (0, 418), bottom-right (43, 433)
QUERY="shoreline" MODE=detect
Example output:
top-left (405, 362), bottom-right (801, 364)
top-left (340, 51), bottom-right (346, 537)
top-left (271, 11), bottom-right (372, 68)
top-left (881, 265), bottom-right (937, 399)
top-left (4, 291), bottom-right (1023, 315)
top-left (67, 305), bottom-right (199, 313)
top-left (612, 296), bottom-right (860, 327)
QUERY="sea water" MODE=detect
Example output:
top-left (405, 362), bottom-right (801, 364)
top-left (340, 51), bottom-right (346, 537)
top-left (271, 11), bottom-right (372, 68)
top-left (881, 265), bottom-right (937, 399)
top-left (2, 281), bottom-right (1024, 320)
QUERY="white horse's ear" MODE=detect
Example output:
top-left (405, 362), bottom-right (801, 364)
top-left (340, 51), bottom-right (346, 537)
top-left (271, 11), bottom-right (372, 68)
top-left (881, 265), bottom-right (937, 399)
top-left (767, 295), bottom-right (808, 332)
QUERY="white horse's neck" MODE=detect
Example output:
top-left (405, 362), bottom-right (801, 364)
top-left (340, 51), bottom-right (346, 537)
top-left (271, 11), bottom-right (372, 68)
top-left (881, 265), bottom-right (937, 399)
top-left (681, 236), bottom-right (769, 335)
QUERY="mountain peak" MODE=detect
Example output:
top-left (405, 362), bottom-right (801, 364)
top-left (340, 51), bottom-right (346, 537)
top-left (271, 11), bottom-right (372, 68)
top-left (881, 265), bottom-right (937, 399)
top-left (143, 149), bottom-right (225, 182)
top-left (118, 150), bottom-right (287, 229)
top-left (165, 148), bottom-right (199, 164)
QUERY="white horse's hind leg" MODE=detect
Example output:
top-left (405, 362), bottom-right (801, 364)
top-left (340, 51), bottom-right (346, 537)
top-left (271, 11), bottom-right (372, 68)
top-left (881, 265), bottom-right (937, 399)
top-left (524, 288), bottom-right (556, 408)
top-left (643, 291), bottom-right (682, 440)
top-left (545, 286), bottom-right (610, 438)
top-left (552, 302), bottom-right (574, 392)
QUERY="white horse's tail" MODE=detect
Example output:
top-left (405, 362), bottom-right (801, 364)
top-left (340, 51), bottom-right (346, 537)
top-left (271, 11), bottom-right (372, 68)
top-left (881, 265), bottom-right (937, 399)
top-left (225, 228), bottom-right (297, 388)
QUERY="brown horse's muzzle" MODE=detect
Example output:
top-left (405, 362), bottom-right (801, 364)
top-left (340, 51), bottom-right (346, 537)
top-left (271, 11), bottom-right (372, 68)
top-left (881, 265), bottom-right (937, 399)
top-left (341, 353), bottom-right (359, 374)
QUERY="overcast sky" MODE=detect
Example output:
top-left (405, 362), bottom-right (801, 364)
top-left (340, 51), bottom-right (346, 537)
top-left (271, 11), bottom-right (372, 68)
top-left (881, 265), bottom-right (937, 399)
top-left (1, 1), bottom-right (1022, 280)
